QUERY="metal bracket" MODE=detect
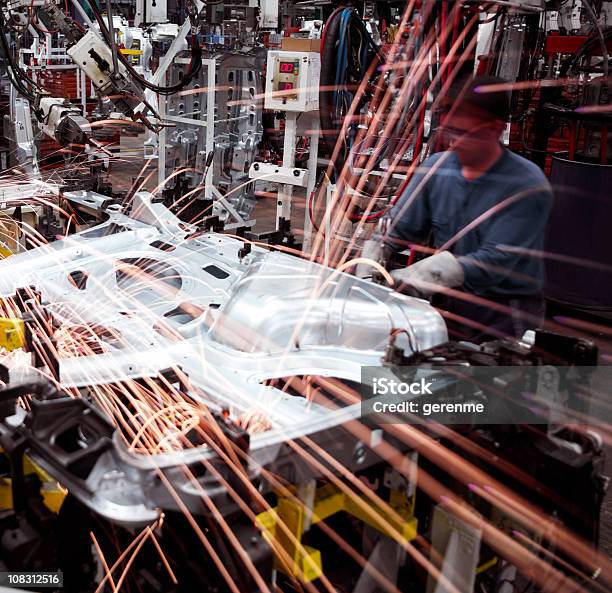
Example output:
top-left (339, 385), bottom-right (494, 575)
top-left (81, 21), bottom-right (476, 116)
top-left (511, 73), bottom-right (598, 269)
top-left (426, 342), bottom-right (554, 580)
top-left (249, 162), bottom-right (309, 188)
top-left (256, 482), bottom-right (418, 583)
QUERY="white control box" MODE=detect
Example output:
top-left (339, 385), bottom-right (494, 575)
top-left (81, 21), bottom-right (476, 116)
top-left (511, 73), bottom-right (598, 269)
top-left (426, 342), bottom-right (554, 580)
top-left (264, 51), bottom-right (320, 112)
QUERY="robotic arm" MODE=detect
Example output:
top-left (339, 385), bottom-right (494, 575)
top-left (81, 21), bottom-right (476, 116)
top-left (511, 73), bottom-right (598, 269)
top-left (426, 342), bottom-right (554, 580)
top-left (37, 2), bottom-right (160, 131)
top-left (3, 0), bottom-right (203, 150)
top-left (36, 97), bottom-right (94, 149)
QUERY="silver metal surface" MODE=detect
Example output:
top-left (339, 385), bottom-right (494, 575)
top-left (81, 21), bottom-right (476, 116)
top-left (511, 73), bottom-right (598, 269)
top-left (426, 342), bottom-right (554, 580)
top-left (0, 191), bottom-right (447, 524)
top-left (6, 93), bottom-right (39, 174)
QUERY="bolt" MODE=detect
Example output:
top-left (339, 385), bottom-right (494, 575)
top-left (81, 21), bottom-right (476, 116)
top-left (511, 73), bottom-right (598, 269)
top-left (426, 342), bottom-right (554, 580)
top-left (353, 442), bottom-right (367, 465)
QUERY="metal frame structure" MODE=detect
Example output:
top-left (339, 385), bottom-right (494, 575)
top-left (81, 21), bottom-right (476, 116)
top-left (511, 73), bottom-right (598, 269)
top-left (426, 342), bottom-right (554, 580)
top-left (0, 190), bottom-right (446, 527)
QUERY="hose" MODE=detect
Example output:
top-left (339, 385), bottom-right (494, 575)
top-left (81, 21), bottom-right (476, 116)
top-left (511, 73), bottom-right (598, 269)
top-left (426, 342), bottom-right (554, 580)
top-left (562, 26), bottom-right (612, 77)
top-left (580, 0), bottom-right (609, 78)
top-left (0, 9), bottom-right (43, 103)
top-left (82, 0), bottom-right (202, 95)
top-left (319, 8), bottom-right (381, 162)
top-left (319, 8), bottom-right (344, 157)
top-left (105, 0), bottom-right (119, 78)
top-left (70, 0), bottom-right (94, 28)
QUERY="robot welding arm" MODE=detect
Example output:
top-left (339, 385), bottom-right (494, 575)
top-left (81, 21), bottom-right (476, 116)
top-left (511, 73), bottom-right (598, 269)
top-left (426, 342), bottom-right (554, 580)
top-left (65, 29), bottom-right (151, 120)
top-left (0, 3), bottom-right (107, 149)
top-left (5, 0), bottom-right (197, 139)
top-left (36, 97), bottom-right (94, 149)
top-left (36, 1), bottom-right (161, 131)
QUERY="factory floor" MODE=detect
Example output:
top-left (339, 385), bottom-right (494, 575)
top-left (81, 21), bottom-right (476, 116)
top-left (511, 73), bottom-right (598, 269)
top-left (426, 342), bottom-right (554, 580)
top-left (107, 144), bottom-right (612, 559)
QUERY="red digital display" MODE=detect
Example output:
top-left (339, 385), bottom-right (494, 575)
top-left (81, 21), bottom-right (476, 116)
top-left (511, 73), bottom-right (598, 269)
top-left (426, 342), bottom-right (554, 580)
top-left (279, 82), bottom-right (295, 91)
top-left (279, 62), bottom-right (296, 73)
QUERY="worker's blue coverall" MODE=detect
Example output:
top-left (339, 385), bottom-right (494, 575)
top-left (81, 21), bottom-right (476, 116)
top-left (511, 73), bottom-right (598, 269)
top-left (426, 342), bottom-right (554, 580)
top-left (386, 149), bottom-right (553, 342)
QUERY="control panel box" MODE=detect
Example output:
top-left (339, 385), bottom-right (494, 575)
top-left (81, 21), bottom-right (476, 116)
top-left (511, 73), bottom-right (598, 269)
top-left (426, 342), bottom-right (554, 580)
top-left (264, 51), bottom-right (320, 112)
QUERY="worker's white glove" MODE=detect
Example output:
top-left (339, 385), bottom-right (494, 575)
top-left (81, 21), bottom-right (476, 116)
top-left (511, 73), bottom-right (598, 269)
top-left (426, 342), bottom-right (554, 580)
top-left (355, 239), bottom-right (383, 279)
top-left (391, 251), bottom-right (464, 295)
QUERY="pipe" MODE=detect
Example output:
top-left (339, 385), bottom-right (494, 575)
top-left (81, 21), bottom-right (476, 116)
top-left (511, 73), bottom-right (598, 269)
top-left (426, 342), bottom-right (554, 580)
top-left (105, 0), bottom-right (120, 79)
top-left (70, 0), bottom-right (94, 28)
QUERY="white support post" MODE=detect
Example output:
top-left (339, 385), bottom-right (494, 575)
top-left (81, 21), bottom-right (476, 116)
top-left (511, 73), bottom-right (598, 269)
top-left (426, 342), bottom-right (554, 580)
top-left (134, 0), bottom-right (144, 27)
top-left (135, 19), bottom-right (191, 115)
top-left (157, 93), bottom-right (167, 187)
top-left (302, 117), bottom-right (319, 254)
top-left (204, 59), bottom-right (216, 202)
top-left (324, 182), bottom-right (334, 267)
top-left (277, 111), bottom-right (298, 230)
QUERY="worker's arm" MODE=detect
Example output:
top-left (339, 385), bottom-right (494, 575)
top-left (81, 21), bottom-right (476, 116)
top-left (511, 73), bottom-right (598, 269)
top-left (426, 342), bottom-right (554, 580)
top-left (355, 160), bottom-right (434, 279)
top-left (457, 186), bottom-right (553, 293)
top-left (385, 163), bottom-right (433, 252)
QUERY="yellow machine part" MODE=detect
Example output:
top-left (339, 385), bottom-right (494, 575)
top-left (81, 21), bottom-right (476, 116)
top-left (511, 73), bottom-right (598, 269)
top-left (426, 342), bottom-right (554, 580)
top-left (0, 317), bottom-right (25, 351)
top-left (0, 453), bottom-right (67, 514)
top-left (477, 556), bottom-right (498, 574)
top-left (0, 307), bottom-right (65, 512)
top-left (257, 483), bottom-right (418, 583)
top-left (0, 212), bottom-right (20, 256)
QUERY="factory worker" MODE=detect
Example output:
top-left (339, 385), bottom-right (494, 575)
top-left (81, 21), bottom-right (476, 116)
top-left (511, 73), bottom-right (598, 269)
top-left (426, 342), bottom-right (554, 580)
top-left (357, 75), bottom-right (553, 343)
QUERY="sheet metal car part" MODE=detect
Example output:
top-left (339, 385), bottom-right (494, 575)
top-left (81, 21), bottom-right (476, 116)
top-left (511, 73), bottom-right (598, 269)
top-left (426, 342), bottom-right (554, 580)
top-left (0, 190), bottom-right (447, 526)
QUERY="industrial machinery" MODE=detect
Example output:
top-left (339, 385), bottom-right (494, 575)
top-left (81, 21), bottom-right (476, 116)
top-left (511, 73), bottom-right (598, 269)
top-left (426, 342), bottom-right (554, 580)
top-left (0, 0), bottom-right (609, 592)
top-left (0, 342), bottom-right (607, 592)
top-left (0, 192), bottom-right (607, 592)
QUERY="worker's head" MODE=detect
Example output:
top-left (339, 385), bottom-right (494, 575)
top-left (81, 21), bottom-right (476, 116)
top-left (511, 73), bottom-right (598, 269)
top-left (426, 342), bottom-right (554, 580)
top-left (441, 75), bottom-right (511, 164)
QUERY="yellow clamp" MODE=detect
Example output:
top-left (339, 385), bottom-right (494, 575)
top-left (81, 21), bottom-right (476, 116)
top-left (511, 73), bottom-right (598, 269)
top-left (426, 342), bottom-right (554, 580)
top-left (0, 453), bottom-right (67, 513)
top-left (0, 246), bottom-right (12, 259)
top-left (257, 483), bottom-right (418, 583)
top-left (0, 317), bottom-right (25, 351)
